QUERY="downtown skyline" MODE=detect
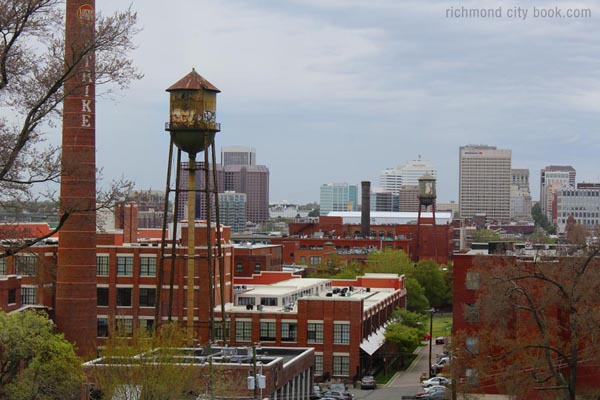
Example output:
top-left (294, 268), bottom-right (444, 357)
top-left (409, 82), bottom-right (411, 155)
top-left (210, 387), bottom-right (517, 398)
top-left (44, 0), bottom-right (600, 204)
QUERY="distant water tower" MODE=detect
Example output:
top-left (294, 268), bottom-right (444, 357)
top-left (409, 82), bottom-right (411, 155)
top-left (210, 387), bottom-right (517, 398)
top-left (157, 69), bottom-right (225, 344)
top-left (414, 174), bottom-right (437, 263)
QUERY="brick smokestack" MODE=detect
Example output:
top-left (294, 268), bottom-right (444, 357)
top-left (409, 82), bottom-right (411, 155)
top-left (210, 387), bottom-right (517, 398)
top-left (56, 0), bottom-right (97, 356)
top-left (123, 202), bottom-right (139, 244)
top-left (361, 181), bottom-right (370, 237)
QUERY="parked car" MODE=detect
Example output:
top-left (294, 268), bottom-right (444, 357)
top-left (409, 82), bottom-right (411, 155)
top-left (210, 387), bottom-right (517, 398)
top-left (435, 336), bottom-right (446, 345)
top-left (327, 383), bottom-right (353, 400)
top-left (310, 385), bottom-right (322, 400)
top-left (415, 385), bottom-right (449, 399)
top-left (431, 357), bottom-right (451, 374)
top-left (360, 375), bottom-right (376, 389)
top-left (321, 390), bottom-right (352, 400)
top-left (421, 376), bottom-right (450, 388)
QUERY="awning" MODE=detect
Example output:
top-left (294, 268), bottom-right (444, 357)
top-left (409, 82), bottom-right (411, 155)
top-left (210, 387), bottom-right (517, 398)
top-left (360, 324), bottom-right (387, 356)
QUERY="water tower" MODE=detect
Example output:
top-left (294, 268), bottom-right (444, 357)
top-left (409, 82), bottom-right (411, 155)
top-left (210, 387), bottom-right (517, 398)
top-left (414, 174), bottom-right (437, 262)
top-left (156, 69), bottom-right (226, 344)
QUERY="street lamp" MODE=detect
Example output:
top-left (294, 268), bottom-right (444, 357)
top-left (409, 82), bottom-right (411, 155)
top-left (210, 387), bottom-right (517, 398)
top-left (428, 308), bottom-right (436, 378)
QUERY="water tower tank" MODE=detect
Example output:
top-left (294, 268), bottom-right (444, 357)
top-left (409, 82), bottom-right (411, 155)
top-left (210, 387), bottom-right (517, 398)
top-left (165, 68), bottom-right (220, 158)
top-left (418, 173), bottom-right (436, 206)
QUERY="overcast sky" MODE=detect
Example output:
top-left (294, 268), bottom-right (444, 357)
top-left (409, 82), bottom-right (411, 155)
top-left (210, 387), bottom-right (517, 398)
top-left (91, 0), bottom-right (600, 204)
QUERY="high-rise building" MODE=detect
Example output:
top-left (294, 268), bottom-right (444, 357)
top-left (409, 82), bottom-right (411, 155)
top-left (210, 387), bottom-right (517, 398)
top-left (319, 183), bottom-right (358, 216)
top-left (510, 169), bottom-right (532, 221)
top-left (370, 187), bottom-right (399, 212)
top-left (379, 158), bottom-right (436, 193)
top-left (218, 191), bottom-right (247, 233)
top-left (459, 145), bottom-right (511, 222)
top-left (556, 184), bottom-right (600, 234)
top-left (178, 163), bottom-right (270, 224)
top-left (221, 145), bottom-right (256, 166)
top-left (540, 165), bottom-right (576, 221)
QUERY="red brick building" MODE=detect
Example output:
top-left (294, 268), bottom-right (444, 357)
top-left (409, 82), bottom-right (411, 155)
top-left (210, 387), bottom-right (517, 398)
top-left (233, 243), bottom-right (283, 277)
top-left (453, 249), bottom-right (600, 398)
top-left (272, 215), bottom-right (454, 265)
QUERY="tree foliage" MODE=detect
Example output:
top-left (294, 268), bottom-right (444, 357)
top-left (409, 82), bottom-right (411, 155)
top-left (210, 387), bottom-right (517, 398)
top-left (0, 0), bottom-right (141, 257)
top-left (532, 203), bottom-right (555, 234)
top-left (89, 323), bottom-right (197, 400)
top-left (453, 246), bottom-right (600, 399)
top-left (0, 310), bottom-right (84, 400)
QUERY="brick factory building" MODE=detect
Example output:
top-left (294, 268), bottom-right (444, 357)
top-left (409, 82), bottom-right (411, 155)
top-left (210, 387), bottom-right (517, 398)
top-left (271, 214), bottom-right (455, 265)
top-left (1, 213), bottom-right (406, 383)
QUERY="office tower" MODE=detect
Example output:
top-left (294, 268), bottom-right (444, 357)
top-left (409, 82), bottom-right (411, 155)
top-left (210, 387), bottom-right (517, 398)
top-left (319, 183), bottom-right (358, 216)
top-left (397, 185), bottom-right (419, 212)
top-left (370, 187), bottom-right (399, 212)
top-left (178, 163), bottom-right (269, 224)
top-left (219, 191), bottom-right (247, 233)
top-left (380, 158), bottom-right (436, 193)
top-left (540, 165), bottom-right (576, 221)
top-left (459, 145), bottom-right (511, 222)
top-left (556, 183), bottom-right (600, 234)
top-left (510, 169), bottom-right (532, 221)
top-left (221, 145), bottom-right (256, 166)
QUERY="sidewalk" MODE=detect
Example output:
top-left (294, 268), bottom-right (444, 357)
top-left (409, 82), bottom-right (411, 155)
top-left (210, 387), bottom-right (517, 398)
top-left (387, 341), bottom-right (446, 389)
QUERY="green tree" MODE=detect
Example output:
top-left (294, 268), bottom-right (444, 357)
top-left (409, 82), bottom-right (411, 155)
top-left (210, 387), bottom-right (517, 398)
top-left (405, 277), bottom-right (429, 313)
top-left (89, 323), bottom-right (198, 400)
top-left (393, 309), bottom-right (427, 333)
top-left (531, 203), bottom-right (555, 234)
top-left (412, 260), bottom-right (450, 308)
top-left (384, 321), bottom-right (423, 368)
top-left (0, 311), bottom-right (84, 400)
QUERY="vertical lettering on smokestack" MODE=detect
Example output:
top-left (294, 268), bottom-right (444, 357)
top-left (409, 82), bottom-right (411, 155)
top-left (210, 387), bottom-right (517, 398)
top-left (56, 0), bottom-right (97, 356)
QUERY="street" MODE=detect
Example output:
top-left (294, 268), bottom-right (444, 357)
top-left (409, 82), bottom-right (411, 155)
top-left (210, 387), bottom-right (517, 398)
top-left (348, 342), bottom-right (446, 399)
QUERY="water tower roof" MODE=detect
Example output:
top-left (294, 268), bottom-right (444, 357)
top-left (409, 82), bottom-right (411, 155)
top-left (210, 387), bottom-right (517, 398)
top-left (166, 68), bottom-right (220, 92)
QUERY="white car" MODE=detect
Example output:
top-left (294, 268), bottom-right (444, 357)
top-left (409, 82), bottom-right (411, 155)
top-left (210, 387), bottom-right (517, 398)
top-left (422, 376), bottom-right (450, 388)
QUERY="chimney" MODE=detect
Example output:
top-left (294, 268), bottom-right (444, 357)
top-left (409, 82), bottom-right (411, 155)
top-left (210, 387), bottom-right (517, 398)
top-left (361, 181), bottom-right (371, 237)
top-left (123, 202), bottom-right (139, 244)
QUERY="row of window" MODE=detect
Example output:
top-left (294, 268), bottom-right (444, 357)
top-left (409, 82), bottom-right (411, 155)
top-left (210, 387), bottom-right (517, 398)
top-left (229, 320), bottom-right (350, 344)
top-left (97, 287), bottom-right (156, 308)
top-left (97, 317), bottom-right (154, 337)
top-left (314, 354), bottom-right (350, 376)
top-left (97, 255), bottom-right (156, 277)
top-left (0, 255), bottom-right (38, 276)
top-left (235, 263), bottom-right (262, 273)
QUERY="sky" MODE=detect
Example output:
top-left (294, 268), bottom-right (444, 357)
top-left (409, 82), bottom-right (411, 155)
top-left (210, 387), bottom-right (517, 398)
top-left (90, 0), bottom-right (600, 204)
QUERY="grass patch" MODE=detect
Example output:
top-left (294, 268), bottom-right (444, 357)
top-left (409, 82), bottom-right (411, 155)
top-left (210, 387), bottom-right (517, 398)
top-left (429, 315), bottom-right (452, 338)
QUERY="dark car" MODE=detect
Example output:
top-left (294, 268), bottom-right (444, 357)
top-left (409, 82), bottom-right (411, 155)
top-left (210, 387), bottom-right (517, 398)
top-left (435, 336), bottom-right (446, 345)
top-left (327, 383), bottom-right (354, 400)
top-left (360, 375), bottom-right (376, 389)
top-left (321, 390), bottom-right (347, 400)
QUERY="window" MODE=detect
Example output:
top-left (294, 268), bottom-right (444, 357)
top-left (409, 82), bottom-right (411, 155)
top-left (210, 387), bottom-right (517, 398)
top-left (15, 255), bottom-right (37, 276)
top-left (281, 322), bottom-right (297, 342)
top-left (235, 320), bottom-right (252, 342)
top-left (8, 289), bottom-right (16, 304)
top-left (116, 288), bottom-right (132, 307)
top-left (97, 318), bottom-right (109, 337)
top-left (465, 272), bottom-right (480, 290)
top-left (97, 255), bottom-right (109, 276)
top-left (140, 257), bottom-right (156, 277)
top-left (139, 288), bottom-right (156, 307)
top-left (260, 297), bottom-right (277, 306)
top-left (97, 287), bottom-right (109, 306)
top-left (21, 287), bottom-right (37, 305)
top-left (314, 354), bottom-right (323, 375)
top-left (309, 256), bottom-right (321, 265)
top-left (333, 354), bottom-right (350, 376)
top-left (116, 318), bottom-right (133, 337)
top-left (139, 318), bottom-right (154, 333)
top-left (466, 336), bottom-right (479, 354)
top-left (0, 258), bottom-right (6, 275)
top-left (254, 263), bottom-right (261, 272)
top-left (307, 322), bottom-right (323, 344)
top-left (465, 368), bottom-right (479, 386)
top-left (117, 256), bottom-right (133, 276)
top-left (215, 321), bottom-right (230, 341)
top-left (260, 321), bottom-right (276, 341)
top-left (238, 297), bottom-right (255, 306)
top-left (236, 263), bottom-right (243, 273)
top-left (464, 304), bottom-right (480, 323)
top-left (333, 323), bottom-right (350, 344)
